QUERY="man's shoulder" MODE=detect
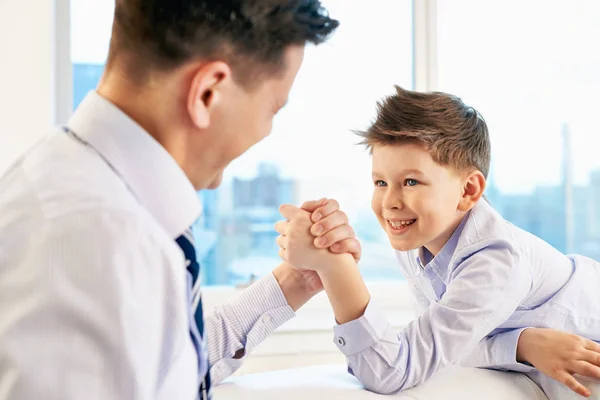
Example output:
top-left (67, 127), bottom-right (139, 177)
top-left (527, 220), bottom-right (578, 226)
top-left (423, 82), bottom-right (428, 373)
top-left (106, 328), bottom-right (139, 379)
top-left (0, 132), bottom-right (172, 253)
top-left (2, 131), bottom-right (141, 217)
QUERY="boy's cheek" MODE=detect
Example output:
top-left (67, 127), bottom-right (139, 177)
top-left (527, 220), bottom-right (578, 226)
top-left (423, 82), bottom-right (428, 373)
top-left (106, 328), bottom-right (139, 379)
top-left (370, 191), bottom-right (381, 210)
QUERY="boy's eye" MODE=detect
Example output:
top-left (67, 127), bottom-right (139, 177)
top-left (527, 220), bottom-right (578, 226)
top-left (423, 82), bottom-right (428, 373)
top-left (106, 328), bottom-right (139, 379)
top-left (405, 179), bottom-right (419, 187)
top-left (374, 180), bottom-right (387, 187)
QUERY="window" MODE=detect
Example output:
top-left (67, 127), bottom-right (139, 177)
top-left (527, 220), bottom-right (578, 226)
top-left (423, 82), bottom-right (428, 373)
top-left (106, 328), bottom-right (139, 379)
top-left (70, 0), bottom-right (114, 109)
top-left (437, 0), bottom-right (600, 259)
top-left (69, 0), bottom-right (413, 285)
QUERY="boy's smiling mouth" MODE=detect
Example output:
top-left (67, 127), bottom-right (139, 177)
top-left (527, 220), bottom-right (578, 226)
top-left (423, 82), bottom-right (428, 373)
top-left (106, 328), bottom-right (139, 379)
top-left (386, 218), bottom-right (417, 232)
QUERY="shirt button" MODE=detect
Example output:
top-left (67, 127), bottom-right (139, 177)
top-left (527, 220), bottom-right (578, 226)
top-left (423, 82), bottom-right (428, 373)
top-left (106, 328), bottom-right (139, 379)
top-left (262, 314), bottom-right (272, 323)
top-left (336, 337), bottom-right (346, 347)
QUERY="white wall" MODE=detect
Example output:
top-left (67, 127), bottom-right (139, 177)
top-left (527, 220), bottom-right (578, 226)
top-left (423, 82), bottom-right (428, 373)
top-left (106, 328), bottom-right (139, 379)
top-left (0, 0), bottom-right (62, 174)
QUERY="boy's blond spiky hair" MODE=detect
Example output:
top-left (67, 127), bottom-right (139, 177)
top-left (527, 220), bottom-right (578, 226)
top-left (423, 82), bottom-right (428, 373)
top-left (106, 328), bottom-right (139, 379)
top-left (358, 86), bottom-right (491, 178)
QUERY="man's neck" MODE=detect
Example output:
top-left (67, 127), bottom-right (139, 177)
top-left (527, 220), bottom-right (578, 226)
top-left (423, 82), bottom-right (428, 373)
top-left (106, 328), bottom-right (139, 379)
top-left (96, 78), bottom-right (220, 191)
top-left (97, 78), bottom-right (163, 141)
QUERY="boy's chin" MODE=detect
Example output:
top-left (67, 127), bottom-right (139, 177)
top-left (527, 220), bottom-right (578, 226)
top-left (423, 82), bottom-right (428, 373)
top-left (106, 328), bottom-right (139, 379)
top-left (388, 238), bottom-right (421, 252)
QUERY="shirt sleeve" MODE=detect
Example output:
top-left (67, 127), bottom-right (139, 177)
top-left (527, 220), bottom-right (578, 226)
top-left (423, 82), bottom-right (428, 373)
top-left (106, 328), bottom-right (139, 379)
top-left (205, 273), bottom-right (295, 385)
top-left (409, 279), bottom-right (430, 318)
top-left (410, 271), bottom-right (535, 373)
top-left (0, 211), bottom-right (192, 400)
top-left (332, 239), bottom-right (531, 394)
top-left (459, 328), bottom-right (536, 373)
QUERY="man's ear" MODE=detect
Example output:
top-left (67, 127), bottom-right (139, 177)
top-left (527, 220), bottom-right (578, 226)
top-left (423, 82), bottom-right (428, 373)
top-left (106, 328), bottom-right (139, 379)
top-left (187, 61), bottom-right (232, 129)
top-left (458, 170), bottom-right (486, 212)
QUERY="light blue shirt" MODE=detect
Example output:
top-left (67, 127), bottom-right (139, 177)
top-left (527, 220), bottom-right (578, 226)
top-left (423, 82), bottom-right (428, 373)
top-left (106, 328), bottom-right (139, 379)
top-left (333, 199), bottom-right (600, 395)
top-left (0, 91), bottom-right (295, 399)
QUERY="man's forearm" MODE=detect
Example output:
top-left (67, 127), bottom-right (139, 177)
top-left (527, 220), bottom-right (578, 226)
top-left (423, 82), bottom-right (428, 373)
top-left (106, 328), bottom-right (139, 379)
top-left (206, 272), bottom-right (296, 384)
top-left (272, 263), bottom-right (320, 311)
top-left (318, 255), bottom-right (370, 324)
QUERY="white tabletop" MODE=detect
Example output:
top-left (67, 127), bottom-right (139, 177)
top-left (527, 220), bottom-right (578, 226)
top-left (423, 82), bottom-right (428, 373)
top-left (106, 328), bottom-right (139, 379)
top-left (215, 364), bottom-right (549, 400)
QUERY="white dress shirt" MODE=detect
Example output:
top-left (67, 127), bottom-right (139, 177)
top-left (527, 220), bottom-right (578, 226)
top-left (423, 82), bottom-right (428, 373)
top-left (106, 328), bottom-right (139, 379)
top-left (333, 199), bottom-right (600, 397)
top-left (0, 92), bottom-right (295, 399)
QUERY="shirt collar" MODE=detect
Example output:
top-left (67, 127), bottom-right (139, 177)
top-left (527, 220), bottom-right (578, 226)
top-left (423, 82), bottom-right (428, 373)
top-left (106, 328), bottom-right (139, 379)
top-left (418, 211), bottom-right (470, 284)
top-left (67, 91), bottom-right (201, 238)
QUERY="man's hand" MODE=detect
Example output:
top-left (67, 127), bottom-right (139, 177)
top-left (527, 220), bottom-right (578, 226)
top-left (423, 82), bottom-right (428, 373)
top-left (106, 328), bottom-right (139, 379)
top-left (272, 263), bottom-right (323, 312)
top-left (272, 198), bottom-right (360, 311)
top-left (275, 203), bottom-right (368, 324)
top-left (299, 198), bottom-right (361, 262)
top-left (275, 204), bottom-right (341, 272)
top-left (517, 328), bottom-right (600, 398)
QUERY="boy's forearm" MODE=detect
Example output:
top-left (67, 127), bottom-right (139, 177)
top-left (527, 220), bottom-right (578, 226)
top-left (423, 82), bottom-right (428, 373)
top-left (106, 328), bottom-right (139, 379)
top-left (318, 254), bottom-right (370, 324)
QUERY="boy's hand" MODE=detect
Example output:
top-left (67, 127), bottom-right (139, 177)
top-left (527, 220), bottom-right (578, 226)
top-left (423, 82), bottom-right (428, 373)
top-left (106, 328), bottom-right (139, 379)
top-left (517, 328), bottom-right (600, 397)
top-left (273, 199), bottom-right (361, 311)
top-left (275, 204), bottom-right (343, 271)
top-left (299, 198), bottom-right (361, 262)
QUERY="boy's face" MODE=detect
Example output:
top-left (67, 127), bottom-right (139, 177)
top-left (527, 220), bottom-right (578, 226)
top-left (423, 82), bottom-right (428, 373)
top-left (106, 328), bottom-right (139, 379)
top-left (371, 143), bottom-right (467, 255)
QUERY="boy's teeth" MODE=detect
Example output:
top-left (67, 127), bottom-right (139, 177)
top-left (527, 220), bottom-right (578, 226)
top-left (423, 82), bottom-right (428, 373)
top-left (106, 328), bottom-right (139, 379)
top-left (389, 220), bottom-right (415, 228)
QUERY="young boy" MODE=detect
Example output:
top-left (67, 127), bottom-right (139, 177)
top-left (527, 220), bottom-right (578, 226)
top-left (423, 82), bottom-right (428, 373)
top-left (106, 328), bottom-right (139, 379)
top-left (275, 87), bottom-right (600, 399)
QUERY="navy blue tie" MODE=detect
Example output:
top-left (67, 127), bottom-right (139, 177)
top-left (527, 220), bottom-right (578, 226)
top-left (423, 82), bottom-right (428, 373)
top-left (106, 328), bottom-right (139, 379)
top-left (176, 229), bottom-right (211, 400)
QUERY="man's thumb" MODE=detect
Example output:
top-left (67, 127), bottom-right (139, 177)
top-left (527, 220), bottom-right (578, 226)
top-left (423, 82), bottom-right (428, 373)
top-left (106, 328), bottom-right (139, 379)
top-left (279, 204), bottom-right (301, 219)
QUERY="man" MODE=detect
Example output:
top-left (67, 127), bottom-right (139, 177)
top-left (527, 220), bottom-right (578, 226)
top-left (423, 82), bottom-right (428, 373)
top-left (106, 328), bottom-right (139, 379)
top-left (0, 1), bottom-right (358, 399)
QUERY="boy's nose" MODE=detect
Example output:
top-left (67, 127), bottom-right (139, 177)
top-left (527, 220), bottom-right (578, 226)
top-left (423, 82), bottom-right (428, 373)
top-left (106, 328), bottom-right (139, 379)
top-left (382, 192), bottom-right (403, 210)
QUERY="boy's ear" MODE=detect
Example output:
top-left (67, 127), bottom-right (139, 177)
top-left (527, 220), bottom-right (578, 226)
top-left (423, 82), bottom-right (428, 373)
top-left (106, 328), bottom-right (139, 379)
top-left (458, 170), bottom-right (486, 212)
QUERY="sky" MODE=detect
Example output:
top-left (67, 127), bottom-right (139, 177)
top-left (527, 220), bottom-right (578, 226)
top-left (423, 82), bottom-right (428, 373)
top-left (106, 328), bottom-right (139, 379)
top-left (70, 0), bottom-right (600, 199)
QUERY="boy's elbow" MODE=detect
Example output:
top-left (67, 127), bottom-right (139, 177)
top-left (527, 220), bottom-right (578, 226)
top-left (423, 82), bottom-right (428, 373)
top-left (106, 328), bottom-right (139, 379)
top-left (364, 382), bottom-right (401, 395)
top-left (350, 365), bottom-right (408, 395)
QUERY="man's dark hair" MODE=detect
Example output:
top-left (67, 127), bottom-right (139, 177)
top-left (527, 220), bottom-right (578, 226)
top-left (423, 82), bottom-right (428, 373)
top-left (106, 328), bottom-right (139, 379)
top-left (106, 0), bottom-right (339, 85)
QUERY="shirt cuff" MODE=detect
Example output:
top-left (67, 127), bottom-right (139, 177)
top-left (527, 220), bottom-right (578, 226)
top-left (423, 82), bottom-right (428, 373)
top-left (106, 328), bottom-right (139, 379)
top-left (492, 328), bottom-right (537, 373)
top-left (221, 273), bottom-right (295, 342)
top-left (333, 299), bottom-right (389, 356)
